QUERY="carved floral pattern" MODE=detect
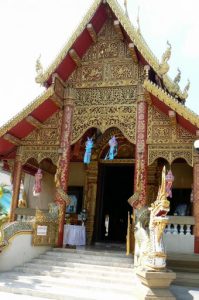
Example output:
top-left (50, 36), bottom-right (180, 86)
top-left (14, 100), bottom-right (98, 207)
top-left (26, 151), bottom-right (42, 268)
top-left (72, 105), bottom-right (136, 145)
top-left (147, 106), bottom-right (194, 165)
top-left (148, 144), bottom-right (193, 166)
top-left (76, 86), bottom-right (137, 106)
top-left (135, 100), bottom-right (148, 207)
top-left (22, 111), bottom-right (62, 146)
top-left (68, 19), bottom-right (142, 88)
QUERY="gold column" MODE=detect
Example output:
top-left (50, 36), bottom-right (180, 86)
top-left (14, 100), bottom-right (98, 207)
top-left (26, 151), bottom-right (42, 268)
top-left (84, 161), bottom-right (98, 244)
top-left (147, 161), bottom-right (158, 206)
top-left (54, 87), bottom-right (75, 247)
top-left (134, 84), bottom-right (148, 207)
top-left (193, 154), bottom-right (199, 253)
top-left (10, 154), bottom-right (23, 221)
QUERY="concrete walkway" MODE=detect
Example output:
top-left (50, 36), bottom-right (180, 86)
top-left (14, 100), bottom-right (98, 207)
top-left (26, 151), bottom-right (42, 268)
top-left (0, 286), bottom-right (198, 300)
top-left (171, 285), bottom-right (199, 300)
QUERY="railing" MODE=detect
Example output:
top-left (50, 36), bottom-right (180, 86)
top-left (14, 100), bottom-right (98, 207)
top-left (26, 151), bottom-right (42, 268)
top-left (15, 208), bottom-right (48, 222)
top-left (0, 205), bottom-right (57, 252)
top-left (164, 216), bottom-right (195, 254)
top-left (0, 221), bottom-right (33, 252)
top-left (164, 216), bottom-right (194, 236)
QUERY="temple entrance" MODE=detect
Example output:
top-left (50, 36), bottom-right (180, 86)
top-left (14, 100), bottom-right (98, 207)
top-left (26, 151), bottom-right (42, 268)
top-left (95, 164), bottom-right (134, 243)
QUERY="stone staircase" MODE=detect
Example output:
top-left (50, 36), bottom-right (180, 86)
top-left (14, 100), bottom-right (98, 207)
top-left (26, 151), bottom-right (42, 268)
top-left (0, 247), bottom-right (137, 300)
top-left (167, 252), bottom-right (199, 288)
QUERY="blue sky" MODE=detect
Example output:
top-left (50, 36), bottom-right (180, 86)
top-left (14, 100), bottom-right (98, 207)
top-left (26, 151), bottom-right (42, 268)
top-left (0, 0), bottom-right (198, 126)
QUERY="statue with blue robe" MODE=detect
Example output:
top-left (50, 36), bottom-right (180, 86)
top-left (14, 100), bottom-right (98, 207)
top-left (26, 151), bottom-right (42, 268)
top-left (83, 137), bottom-right (93, 164)
top-left (105, 136), bottom-right (118, 160)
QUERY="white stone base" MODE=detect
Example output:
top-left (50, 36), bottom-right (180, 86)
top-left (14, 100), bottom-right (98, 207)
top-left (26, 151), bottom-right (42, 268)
top-left (135, 269), bottom-right (176, 300)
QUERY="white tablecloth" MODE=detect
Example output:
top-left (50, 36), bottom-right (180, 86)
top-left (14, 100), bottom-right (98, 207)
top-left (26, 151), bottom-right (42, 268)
top-left (63, 225), bottom-right (86, 246)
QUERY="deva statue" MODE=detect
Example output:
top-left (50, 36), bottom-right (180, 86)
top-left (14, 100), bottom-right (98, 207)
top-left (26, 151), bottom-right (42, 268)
top-left (83, 137), bottom-right (93, 164)
top-left (105, 136), bottom-right (118, 160)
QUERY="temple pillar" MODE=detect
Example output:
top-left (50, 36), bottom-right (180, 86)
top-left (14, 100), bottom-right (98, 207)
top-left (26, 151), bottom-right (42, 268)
top-left (134, 85), bottom-right (148, 206)
top-left (147, 160), bottom-right (158, 206)
top-left (54, 87), bottom-right (75, 247)
top-left (193, 154), bottom-right (199, 253)
top-left (84, 161), bottom-right (98, 244)
top-left (10, 154), bottom-right (23, 221)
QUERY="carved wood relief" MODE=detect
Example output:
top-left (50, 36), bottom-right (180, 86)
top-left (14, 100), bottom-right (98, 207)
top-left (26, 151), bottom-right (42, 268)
top-left (148, 106), bottom-right (194, 166)
top-left (68, 20), bottom-right (143, 88)
top-left (69, 19), bottom-right (142, 144)
top-left (20, 111), bottom-right (62, 165)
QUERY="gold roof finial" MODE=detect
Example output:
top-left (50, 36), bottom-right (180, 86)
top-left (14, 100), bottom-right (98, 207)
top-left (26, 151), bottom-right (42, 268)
top-left (174, 68), bottom-right (181, 85)
top-left (182, 79), bottom-right (190, 101)
top-left (124, 0), bottom-right (129, 18)
top-left (159, 41), bottom-right (172, 76)
top-left (137, 6), bottom-right (141, 34)
top-left (35, 55), bottom-right (44, 84)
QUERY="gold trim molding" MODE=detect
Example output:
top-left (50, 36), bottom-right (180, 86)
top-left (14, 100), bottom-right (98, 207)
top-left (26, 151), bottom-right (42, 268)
top-left (0, 86), bottom-right (54, 138)
top-left (100, 158), bottom-right (135, 164)
top-left (144, 79), bottom-right (199, 129)
top-left (148, 144), bottom-right (193, 167)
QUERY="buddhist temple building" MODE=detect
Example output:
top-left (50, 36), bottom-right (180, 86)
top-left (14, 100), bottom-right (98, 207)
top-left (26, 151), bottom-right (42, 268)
top-left (0, 0), bottom-right (199, 255)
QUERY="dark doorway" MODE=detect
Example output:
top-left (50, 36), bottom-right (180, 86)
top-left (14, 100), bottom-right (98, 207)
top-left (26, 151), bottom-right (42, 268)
top-left (95, 164), bottom-right (134, 242)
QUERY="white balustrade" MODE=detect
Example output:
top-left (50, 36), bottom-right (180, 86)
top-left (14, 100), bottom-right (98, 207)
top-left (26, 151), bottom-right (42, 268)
top-left (164, 216), bottom-right (194, 236)
top-left (164, 216), bottom-right (195, 254)
top-left (16, 214), bottom-right (34, 222)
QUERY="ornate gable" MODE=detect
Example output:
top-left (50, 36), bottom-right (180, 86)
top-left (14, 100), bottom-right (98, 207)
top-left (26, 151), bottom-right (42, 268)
top-left (68, 19), bottom-right (143, 89)
top-left (69, 19), bottom-right (141, 144)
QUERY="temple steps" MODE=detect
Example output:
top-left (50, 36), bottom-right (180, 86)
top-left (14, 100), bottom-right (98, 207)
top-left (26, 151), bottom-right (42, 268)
top-left (18, 261), bottom-right (134, 278)
top-left (0, 248), bottom-right (137, 300)
top-left (37, 252), bottom-right (133, 268)
top-left (167, 253), bottom-right (199, 287)
top-left (167, 252), bottom-right (199, 273)
top-left (174, 272), bottom-right (199, 288)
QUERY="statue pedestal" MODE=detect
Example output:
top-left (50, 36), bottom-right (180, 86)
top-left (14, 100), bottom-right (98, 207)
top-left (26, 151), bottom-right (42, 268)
top-left (135, 269), bottom-right (176, 299)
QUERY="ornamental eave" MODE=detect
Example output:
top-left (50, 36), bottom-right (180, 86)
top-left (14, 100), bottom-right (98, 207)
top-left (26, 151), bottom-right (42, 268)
top-left (0, 86), bottom-right (54, 138)
top-left (143, 79), bottom-right (199, 131)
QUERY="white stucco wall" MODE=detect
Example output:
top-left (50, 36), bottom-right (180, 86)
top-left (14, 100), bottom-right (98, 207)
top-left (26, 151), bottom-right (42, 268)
top-left (0, 233), bottom-right (50, 272)
top-left (164, 234), bottom-right (194, 254)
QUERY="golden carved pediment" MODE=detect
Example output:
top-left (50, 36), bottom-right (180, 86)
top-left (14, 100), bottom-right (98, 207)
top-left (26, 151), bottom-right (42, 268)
top-left (68, 19), bottom-right (144, 88)
top-left (22, 111), bottom-right (62, 146)
top-left (148, 106), bottom-right (195, 144)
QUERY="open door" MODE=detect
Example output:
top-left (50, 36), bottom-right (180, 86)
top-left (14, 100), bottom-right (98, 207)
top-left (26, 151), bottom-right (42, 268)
top-left (95, 164), bottom-right (134, 242)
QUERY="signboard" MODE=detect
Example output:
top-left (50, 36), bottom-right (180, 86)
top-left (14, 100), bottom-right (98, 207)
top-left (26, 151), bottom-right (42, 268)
top-left (37, 225), bottom-right (47, 236)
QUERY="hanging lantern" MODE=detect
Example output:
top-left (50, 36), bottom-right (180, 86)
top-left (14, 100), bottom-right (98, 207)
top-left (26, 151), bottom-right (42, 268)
top-left (83, 137), bottom-right (93, 164)
top-left (165, 170), bottom-right (174, 198)
top-left (33, 168), bottom-right (43, 197)
top-left (105, 136), bottom-right (118, 160)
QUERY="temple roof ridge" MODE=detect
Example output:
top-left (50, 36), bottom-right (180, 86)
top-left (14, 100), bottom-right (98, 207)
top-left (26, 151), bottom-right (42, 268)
top-left (144, 79), bottom-right (199, 128)
top-left (35, 0), bottom-right (185, 100)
